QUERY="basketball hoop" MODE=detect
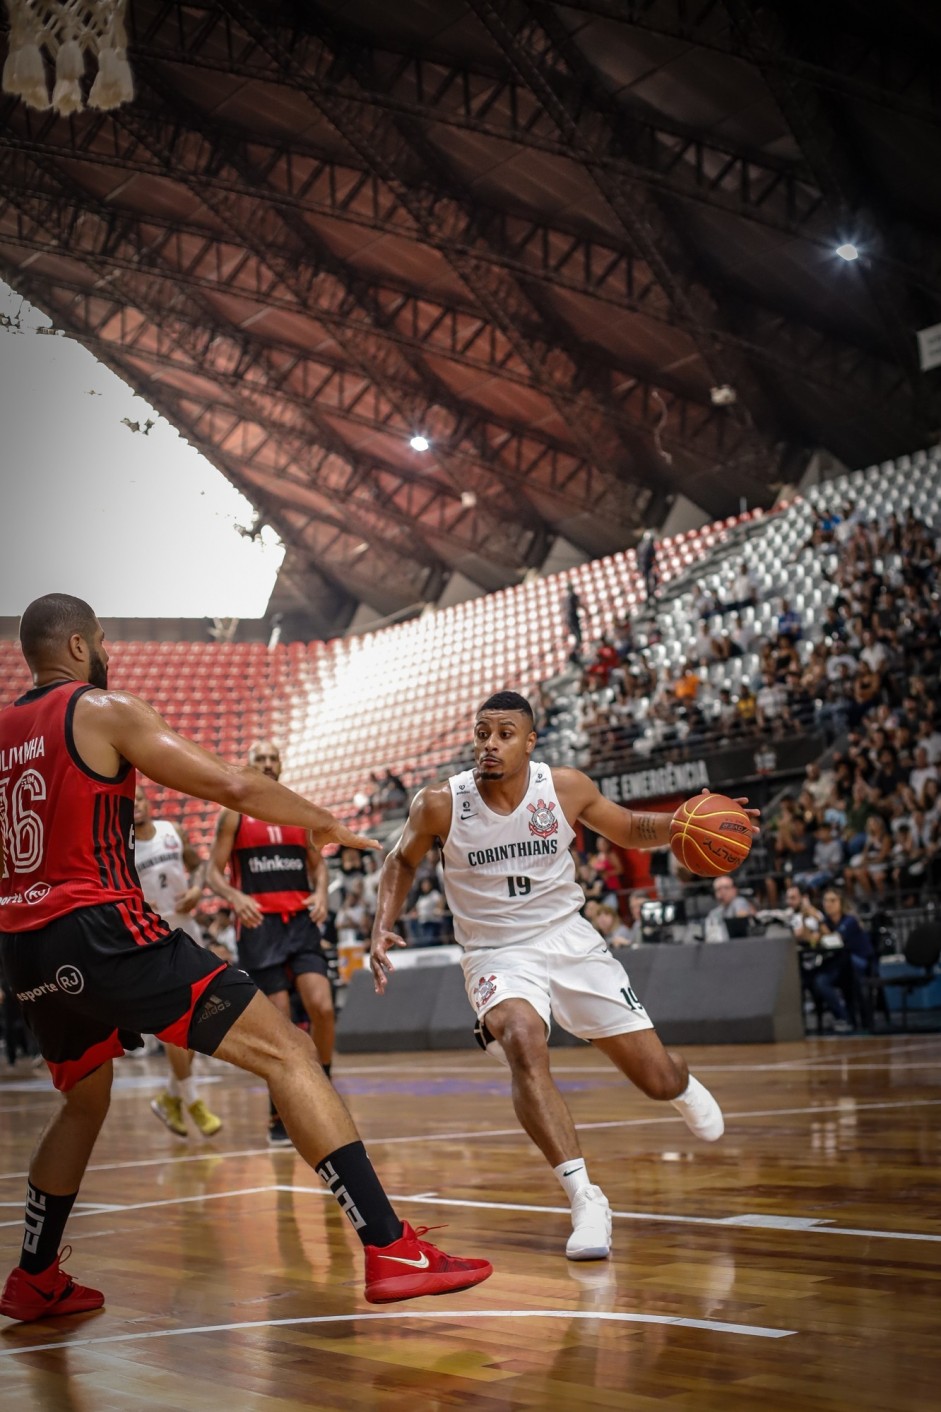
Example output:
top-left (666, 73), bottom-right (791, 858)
top-left (2, 0), bottom-right (134, 116)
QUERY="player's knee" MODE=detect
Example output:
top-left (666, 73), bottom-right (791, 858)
top-left (65, 1077), bottom-right (111, 1124)
top-left (499, 1017), bottom-right (549, 1071)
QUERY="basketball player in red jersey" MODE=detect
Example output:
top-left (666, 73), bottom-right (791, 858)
top-left (208, 741), bottom-right (336, 1146)
top-left (0, 595), bottom-right (491, 1322)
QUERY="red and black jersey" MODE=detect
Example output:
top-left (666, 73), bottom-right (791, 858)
top-left (0, 681), bottom-right (159, 934)
top-left (230, 814), bottom-right (311, 917)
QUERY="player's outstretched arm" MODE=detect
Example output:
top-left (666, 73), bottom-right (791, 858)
top-left (77, 691), bottom-right (379, 851)
top-left (555, 772), bottom-right (760, 850)
top-left (370, 784), bottom-right (451, 995)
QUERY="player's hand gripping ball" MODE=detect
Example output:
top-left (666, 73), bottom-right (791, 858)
top-left (669, 793), bottom-right (753, 877)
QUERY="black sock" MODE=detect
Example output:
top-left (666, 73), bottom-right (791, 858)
top-left (316, 1141), bottom-right (402, 1248)
top-left (20, 1183), bottom-right (77, 1275)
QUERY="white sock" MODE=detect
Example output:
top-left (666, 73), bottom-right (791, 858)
top-left (672, 1076), bottom-right (696, 1105)
top-left (167, 1076), bottom-right (180, 1099)
top-left (553, 1158), bottom-right (591, 1203)
top-left (178, 1078), bottom-right (198, 1107)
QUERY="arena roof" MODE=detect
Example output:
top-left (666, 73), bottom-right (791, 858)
top-left (3, 0), bottom-right (940, 634)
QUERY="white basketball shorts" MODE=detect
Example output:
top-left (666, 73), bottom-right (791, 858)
top-left (461, 915), bottom-right (652, 1041)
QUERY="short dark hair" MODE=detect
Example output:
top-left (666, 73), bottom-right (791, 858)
top-left (478, 691), bottom-right (534, 724)
top-left (20, 593), bottom-right (98, 667)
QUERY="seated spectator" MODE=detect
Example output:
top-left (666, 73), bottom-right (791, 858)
top-left (780, 882), bottom-right (824, 945)
top-left (820, 886), bottom-right (874, 1023)
top-left (843, 813), bottom-right (891, 901)
top-left (776, 599), bottom-right (803, 643)
top-left (803, 760), bottom-right (835, 812)
top-left (859, 629), bottom-right (889, 676)
top-left (587, 901), bottom-right (634, 948)
top-left (725, 561), bottom-right (758, 612)
top-left (773, 799), bottom-right (815, 882)
top-left (730, 613), bottom-right (759, 656)
top-left (673, 662), bottom-right (701, 704)
top-left (624, 890), bottom-right (648, 947)
top-left (409, 876), bottom-right (446, 947)
top-left (735, 682), bottom-right (758, 730)
top-left (890, 822), bottom-right (926, 901)
top-left (588, 836), bottom-right (623, 903)
top-left (692, 583), bottom-right (716, 619)
top-left (586, 635), bottom-right (621, 688)
top-left (909, 745), bottom-right (939, 807)
top-left (336, 879), bottom-right (371, 943)
top-left (756, 672), bottom-right (788, 732)
top-left (703, 876), bottom-right (756, 943)
top-left (848, 662), bottom-right (882, 726)
top-left (794, 821), bottom-right (845, 892)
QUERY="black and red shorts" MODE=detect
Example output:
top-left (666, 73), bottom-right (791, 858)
top-left (0, 900), bottom-right (257, 1091)
top-left (238, 910), bottom-right (329, 997)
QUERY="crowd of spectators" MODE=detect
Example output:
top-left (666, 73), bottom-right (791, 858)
top-left (547, 502), bottom-right (940, 778)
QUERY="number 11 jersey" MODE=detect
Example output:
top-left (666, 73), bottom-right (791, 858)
top-left (230, 814), bottom-right (310, 917)
top-left (442, 763), bottom-right (584, 951)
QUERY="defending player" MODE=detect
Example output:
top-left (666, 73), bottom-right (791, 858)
top-left (208, 740), bottom-right (336, 1146)
top-left (372, 691), bottom-right (759, 1261)
top-left (134, 783), bottom-right (222, 1139)
top-left (0, 595), bottom-right (491, 1322)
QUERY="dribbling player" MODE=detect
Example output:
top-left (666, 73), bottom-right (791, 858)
top-left (372, 692), bottom-right (758, 1260)
top-left (0, 595), bottom-right (491, 1321)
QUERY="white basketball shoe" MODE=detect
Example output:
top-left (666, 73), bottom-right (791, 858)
top-left (566, 1185), bottom-right (613, 1261)
top-left (671, 1075), bottom-right (724, 1141)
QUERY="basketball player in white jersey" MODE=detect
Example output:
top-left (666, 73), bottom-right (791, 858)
top-left (134, 784), bottom-right (223, 1139)
top-left (371, 692), bottom-right (759, 1261)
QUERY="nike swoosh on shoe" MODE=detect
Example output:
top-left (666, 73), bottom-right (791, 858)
top-left (378, 1253), bottom-right (430, 1269)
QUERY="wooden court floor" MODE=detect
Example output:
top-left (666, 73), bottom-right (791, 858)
top-left (1, 1036), bottom-right (939, 1411)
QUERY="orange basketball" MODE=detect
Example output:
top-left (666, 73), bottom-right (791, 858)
top-left (669, 793), bottom-right (753, 877)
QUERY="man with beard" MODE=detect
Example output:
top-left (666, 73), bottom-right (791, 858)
top-left (0, 595), bottom-right (491, 1321)
top-left (207, 740), bottom-right (333, 1146)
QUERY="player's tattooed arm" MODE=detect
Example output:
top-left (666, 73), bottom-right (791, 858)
top-left (632, 814), bottom-right (660, 845)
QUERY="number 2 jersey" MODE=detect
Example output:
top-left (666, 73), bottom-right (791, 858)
top-left (442, 762), bottom-right (585, 950)
top-left (230, 814), bottom-right (310, 919)
top-left (0, 681), bottom-right (144, 932)
top-left (135, 818), bottom-right (203, 944)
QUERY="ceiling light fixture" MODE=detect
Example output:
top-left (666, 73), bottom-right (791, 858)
top-left (835, 242), bottom-right (859, 261)
top-left (409, 433), bottom-right (430, 451)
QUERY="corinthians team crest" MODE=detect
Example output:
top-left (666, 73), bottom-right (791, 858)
top-left (527, 798), bottom-right (559, 838)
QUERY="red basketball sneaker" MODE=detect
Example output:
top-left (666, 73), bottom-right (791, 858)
top-left (0, 1248), bottom-right (104, 1322)
top-left (364, 1222), bottom-right (492, 1304)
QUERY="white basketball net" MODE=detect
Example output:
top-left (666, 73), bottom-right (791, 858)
top-left (2, 0), bottom-right (134, 115)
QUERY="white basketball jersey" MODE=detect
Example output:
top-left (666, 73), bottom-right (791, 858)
top-left (135, 819), bottom-right (202, 942)
top-left (442, 762), bottom-right (584, 950)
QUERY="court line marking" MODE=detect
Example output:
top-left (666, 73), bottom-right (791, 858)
top-left (0, 1306), bottom-right (797, 1358)
top-left (280, 1185), bottom-right (941, 1246)
top-left (3, 1035), bottom-right (938, 1099)
top-left (1, 1095), bottom-right (939, 1186)
top-left (1, 1181), bottom-right (936, 1249)
top-left (0, 1187), bottom-right (281, 1231)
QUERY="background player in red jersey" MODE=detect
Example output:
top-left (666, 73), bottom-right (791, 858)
top-left (208, 740), bottom-right (336, 1146)
top-left (0, 594), bottom-right (491, 1321)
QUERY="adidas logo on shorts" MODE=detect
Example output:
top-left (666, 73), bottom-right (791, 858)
top-left (196, 993), bottom-right (231, 1022)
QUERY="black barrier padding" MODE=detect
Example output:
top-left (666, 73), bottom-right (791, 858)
top-left (336, 932), bottom-right (804, 1052)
